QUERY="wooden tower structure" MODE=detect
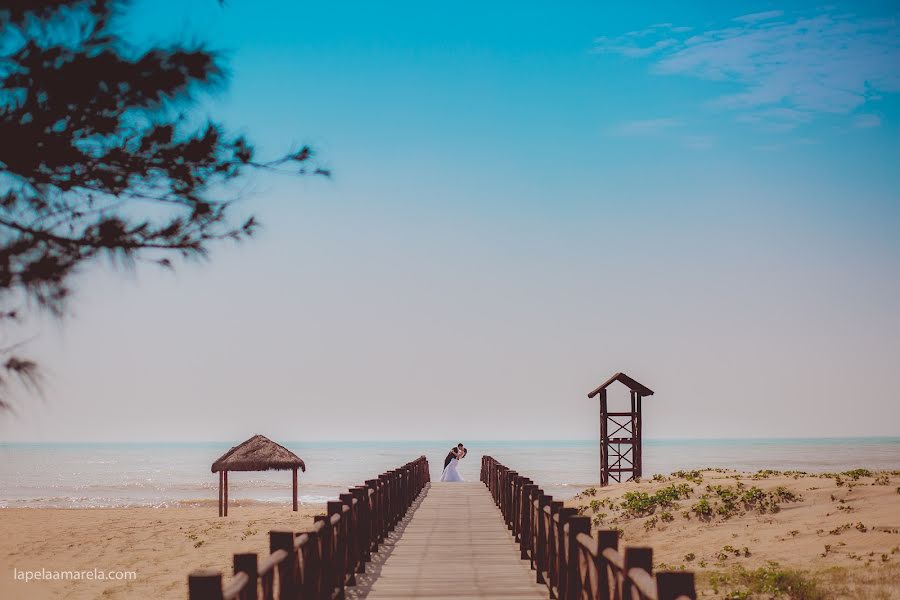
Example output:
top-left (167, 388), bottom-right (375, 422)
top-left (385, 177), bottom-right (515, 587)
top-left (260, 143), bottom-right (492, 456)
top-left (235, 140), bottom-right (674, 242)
top-left (587, 372), bottom-right (654, 486)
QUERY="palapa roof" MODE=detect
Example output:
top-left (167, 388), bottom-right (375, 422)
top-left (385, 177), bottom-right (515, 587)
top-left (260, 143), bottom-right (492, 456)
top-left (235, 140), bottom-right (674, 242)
top-left (587, 372), bottom-right (654, 398)
top-left (211, 434), bottom-right (306, 473)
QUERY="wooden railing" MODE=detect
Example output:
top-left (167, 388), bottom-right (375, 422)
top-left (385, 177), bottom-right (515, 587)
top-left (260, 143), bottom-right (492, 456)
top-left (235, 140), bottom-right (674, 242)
top-left (188, 456), bottom-right (430, 600)
top-left (481, 456), bottom-right (696, 600)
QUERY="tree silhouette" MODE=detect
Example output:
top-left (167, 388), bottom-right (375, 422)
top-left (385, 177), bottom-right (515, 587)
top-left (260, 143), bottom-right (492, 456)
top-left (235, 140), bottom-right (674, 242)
top-left (0, 0), bottom-right (327, 410)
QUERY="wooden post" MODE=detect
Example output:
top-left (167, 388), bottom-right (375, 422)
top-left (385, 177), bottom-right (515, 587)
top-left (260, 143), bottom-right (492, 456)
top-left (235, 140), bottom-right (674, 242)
top-left (635, 393), bottom-right (643, 479)
top-left (565, 516), bottom-right (591, 600)
top-left (314, 515), bottom-right (334, 598)
top-left (188, 569), bottom-right (222, 600)
top-left (223, 470), bottom-right (228, 517)
top-left (599, 389), bottom-right (609, 486)
top-left (622, 547), bottom-right (653, 600)
top-left (596, 530), bottom-right (618, 600)
top-left (555, 507), bottom-right (577, 600)
top-left (218, 471), bottom-right (223, 517)
top-left (292, 467), bottom-right (298, 512)
top-left (233, 553), bottom-right (258, 600)
top-left (270, 530), bottom-right (298, 598)
top-left (656, 571), bottom-right (696, 600)
top-left (535, 494), bottom-right (551, 584)
top-left (327, 500), bottom-right (346, 594)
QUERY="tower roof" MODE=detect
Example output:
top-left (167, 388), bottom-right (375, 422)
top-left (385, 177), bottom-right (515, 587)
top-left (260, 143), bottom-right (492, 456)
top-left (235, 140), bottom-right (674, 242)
top-left (587, 372), bottom-right (654, 398)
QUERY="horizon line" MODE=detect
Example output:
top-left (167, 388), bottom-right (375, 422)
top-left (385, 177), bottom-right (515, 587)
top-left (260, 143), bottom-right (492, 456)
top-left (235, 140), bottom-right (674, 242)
top-left (2, 435), bottom-right (900, 445)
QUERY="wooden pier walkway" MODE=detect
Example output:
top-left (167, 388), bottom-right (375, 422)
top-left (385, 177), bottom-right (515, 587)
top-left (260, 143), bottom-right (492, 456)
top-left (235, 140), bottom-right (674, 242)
top-left (188, 456), bottom-right (696, 600)
top-left (352, 482), bottom-right (546, 600)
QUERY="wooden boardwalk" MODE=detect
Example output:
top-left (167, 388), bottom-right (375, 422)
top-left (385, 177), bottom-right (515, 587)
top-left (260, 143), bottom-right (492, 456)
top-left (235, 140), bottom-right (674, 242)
top-left (351, 482), bottom-right (546, 600)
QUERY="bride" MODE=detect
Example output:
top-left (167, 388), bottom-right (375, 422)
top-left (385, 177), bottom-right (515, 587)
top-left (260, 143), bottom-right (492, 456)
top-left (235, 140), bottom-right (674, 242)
top-left (440, 444), bottom-right (466, 482)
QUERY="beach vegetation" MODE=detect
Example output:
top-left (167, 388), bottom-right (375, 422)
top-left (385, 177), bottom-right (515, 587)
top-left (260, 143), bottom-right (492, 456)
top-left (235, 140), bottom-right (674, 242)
top-left (671, 469), bottom-right (704, 484)
top-left (707, 562), bottom-right (825, 600)
top-left (576, 487), bottom-right (597, 498)
top-left (691, 497), bottom-right (713, 518)
top-left (696, 483), bottom-right (800, 518)
top-left (829, 524), bottom-right (851, 535)
top-left (751, 469), bottom-right (781, 479)
top-left (684, 552), bottom-right (695, 562)
top-left (873, 473), bottom-right (889, 485)
top-left (619, 483), bottom-right (692, 516)
top-left (842, 469), bottom-right (872, 480)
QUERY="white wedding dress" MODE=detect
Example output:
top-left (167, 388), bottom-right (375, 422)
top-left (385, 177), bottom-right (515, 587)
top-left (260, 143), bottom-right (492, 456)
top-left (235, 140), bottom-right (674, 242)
top-left (440, 457), bottom-right (464, 482)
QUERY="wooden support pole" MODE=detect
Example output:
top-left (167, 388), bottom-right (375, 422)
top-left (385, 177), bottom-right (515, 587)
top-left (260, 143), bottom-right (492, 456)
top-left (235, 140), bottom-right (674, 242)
top-left (599, 389), bottom-right (609, 487)
top-left (597, 529), bottom-right (619, 599)
top-left (270, 530), bottom-right (299, 598)
top-left (564, 516), bottom-right (591, 600)
top-left (223, 470), bottom-right (228, 517)
top-left (623, 547), bottom-right (653, 600)
top-left (233, 553), bottom-right (258, 600)
top-left (635, 393), bottom-right (643, 479)
top-left (188, 569), bottom-right (222, 600)
top-left (218, 471), bottom-right (223, 517)
top-left (292, 467), bottom-right (298, 512)
top-left (656, 571), bottom-right (696, 600)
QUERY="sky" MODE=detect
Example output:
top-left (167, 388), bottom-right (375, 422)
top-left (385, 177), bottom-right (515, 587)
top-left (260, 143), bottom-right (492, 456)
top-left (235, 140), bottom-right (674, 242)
top-left (3, 0), bottom-right (899, 442)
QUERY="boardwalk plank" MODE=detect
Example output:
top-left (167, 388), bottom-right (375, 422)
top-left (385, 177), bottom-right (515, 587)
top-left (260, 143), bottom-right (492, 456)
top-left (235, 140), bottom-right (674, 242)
top-left (351, 482), bottom-right (546, 600)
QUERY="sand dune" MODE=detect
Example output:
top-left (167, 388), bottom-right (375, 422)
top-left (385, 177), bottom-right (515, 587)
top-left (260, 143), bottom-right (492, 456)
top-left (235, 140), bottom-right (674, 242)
top-left (567, 469), bottom-right (900, 599)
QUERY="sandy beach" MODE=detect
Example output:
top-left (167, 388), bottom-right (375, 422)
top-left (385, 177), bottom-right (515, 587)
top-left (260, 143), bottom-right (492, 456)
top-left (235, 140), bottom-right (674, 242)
top-left (567, 469), bottom-right (900, 599)
top-left (0, 503), bottom-right (322, 600)
top-left (2, 469), bottom-right (898, 599)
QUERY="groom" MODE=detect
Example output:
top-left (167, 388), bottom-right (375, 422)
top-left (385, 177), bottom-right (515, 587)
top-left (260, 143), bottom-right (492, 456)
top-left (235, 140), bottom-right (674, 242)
top-left (444, 443), bottom-right (466, 469)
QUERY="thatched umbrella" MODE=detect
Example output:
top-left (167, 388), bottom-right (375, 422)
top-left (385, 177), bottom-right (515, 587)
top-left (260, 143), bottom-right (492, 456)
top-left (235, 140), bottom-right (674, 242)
top-left (211, 434), bottom-right (306, 516)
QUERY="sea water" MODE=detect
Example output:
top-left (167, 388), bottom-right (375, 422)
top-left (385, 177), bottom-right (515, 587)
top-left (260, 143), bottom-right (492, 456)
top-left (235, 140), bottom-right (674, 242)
top-left (1, 438), bottom-right (898, 508)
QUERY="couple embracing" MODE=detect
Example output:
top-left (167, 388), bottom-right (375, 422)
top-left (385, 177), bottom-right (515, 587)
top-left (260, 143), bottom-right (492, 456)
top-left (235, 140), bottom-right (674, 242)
top-left (440, 443), bottom-right (467, 482)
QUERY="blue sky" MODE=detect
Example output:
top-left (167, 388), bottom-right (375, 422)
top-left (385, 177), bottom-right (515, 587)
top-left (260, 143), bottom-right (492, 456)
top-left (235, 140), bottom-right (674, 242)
top-left (4, 1), bottom-right (899, 441)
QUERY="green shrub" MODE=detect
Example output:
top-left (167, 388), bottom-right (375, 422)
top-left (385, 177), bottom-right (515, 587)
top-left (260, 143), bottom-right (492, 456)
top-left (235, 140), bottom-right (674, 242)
top-left (842, 469), bottom-right (872, 480)
top-left (709, 562), bottom-right (826, 600)
top-left (671, 469), bottom-right (703, 484)
top-left (691, 497), bottom-right (713, 518)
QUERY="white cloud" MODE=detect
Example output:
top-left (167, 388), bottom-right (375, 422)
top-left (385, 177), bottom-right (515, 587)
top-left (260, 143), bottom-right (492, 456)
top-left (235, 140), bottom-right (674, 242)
top-left (612, 118), bottom-right (682, 135)
top-left (682, 135), bottom-right (717, 149)
top-left (595, 9), bottom-right (900, 129)
top-left (734, 10), bottom-right (785, 23)
top-left (853, 114), bottom-right (882, 128)
top-left (594, 37), bottom-right (676, 57)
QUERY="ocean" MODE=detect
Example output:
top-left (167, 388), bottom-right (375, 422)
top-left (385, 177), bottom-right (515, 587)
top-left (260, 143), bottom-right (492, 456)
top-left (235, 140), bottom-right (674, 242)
top-left (1, 438), bottom-right (898, 508)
